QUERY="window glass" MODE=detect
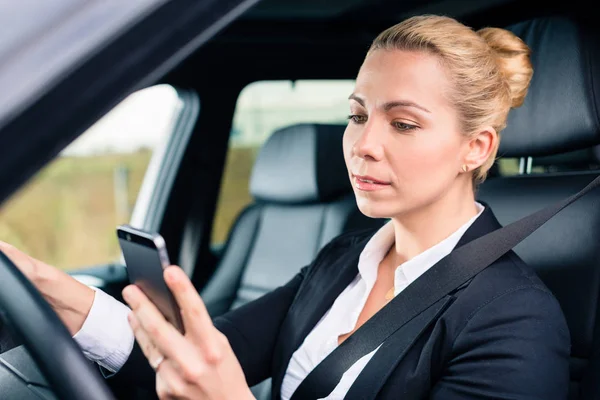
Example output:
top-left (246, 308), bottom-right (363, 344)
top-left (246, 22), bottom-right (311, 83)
top-left (496, 158), bottom-right (520, 175)
top-left (211, 80), bottom-right (355, 245)
top-left (0, 84), bottom-right (183, 270)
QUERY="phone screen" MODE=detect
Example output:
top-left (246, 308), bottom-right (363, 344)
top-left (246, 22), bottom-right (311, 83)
top-left (117, 227), bottom-right (184, 333)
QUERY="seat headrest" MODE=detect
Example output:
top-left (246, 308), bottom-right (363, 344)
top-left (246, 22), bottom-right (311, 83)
top-left (499, 17), bottom-right (600, 157)
top-left (249, 123), bottom-right (351, 204)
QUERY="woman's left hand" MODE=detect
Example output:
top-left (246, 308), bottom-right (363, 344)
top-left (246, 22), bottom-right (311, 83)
top-left (122, 265), bottom-right (254, 400)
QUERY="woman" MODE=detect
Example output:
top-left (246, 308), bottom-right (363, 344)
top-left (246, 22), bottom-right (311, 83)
top-left (0, 15), bottom-right (569, 399)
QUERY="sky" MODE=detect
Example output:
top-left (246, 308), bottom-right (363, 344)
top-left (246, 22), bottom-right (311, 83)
top-left (62, 85), bottom-right (181, 156)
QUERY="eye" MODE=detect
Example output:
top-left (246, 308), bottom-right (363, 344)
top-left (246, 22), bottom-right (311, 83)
top-left (392, 121), bottom-right (418, 132)
top-left (348, 114), bottom-right (367, 124)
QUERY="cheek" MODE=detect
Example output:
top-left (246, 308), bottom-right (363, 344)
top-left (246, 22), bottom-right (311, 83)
top-left (390, 136), bottom-right (461, 182)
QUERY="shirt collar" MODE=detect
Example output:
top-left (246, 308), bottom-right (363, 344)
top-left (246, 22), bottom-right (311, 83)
top-left (357, 202), bottom-right (486, 295)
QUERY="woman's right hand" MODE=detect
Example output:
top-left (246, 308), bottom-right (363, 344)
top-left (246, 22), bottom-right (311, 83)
top-left (0, 241), bottom-right (95, 335)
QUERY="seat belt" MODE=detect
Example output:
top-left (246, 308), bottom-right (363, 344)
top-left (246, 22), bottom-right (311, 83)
top-left (290, 174), bottom-right (600, 400)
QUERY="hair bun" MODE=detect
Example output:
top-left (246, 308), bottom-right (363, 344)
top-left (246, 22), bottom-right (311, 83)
top-left (477, 27), bottom-right (533, 108)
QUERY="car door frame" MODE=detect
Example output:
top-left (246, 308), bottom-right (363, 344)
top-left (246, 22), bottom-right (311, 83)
top-left (0, 0), bottom-right (262, 206)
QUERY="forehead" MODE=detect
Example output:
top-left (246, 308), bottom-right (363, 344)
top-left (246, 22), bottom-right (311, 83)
top-left (354, 49), bottom-right (451, 109)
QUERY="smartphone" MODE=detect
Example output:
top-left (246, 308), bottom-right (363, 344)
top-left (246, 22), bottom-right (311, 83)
top-left (116, 224), bottom-right (184, 333)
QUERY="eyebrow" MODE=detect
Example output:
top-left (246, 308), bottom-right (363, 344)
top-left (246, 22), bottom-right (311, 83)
top-left (348, 93), bottom-right (431, 114)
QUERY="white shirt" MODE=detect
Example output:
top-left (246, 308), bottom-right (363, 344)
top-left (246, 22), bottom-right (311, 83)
top-left (73, 287), bottom-right (133, 372)
top-left (73, 203), bottom-right (484, 396)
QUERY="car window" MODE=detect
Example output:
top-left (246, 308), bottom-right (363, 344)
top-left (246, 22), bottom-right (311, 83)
top-left (0, 84), bottom-right (184, 270)
top-left (496, 158), bottom-right (521, 175)
top-left (496, 158), bottom-right (545, 175)
top-left (211, 80), bottom-right (355, 246)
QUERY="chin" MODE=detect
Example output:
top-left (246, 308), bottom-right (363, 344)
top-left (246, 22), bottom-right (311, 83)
top-left (355, 196), bottom-right (399, 219)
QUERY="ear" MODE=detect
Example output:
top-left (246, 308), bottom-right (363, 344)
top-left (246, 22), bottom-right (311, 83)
top-left (463, 127), bottom-right (497, 170)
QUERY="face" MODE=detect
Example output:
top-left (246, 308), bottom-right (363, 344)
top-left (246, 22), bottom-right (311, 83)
top-left (343, 49), bottom-right (484, 219)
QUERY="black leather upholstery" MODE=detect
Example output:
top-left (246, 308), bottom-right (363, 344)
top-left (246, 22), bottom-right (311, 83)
top-left (499, 17), bottom-right (600, 157)
top-left (479, 16), bottom-right (600, 400)
top-left (250, 123), bottom-right (352, 204)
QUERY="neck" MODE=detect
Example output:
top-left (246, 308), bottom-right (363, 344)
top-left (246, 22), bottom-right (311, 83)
top-left (389, 189), bottom-right (479, 266)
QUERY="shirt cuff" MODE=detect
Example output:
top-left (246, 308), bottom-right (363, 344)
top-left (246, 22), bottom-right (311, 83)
top-left (73, 287), bottom-right (135, 373)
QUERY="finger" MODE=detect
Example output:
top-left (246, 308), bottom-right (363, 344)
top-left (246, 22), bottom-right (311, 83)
top-left (0, 240), bottom-right (15, 249)
top-left (0, 242), bottom-right (37, 276)
top-left (123, 285), bottom-right (199, 370)
top-left (0, 242), bottom-right (28, 260)
top-left (156, 372), bottom-right (177, 400)
top-left (0, 242), bottom-right (20, 260)
top-left (156, 359), bottom-right (203, 400)
top-left (163, 266), bottom-right (216, 347)
top-left (127, 312), bottom-right (164, 370)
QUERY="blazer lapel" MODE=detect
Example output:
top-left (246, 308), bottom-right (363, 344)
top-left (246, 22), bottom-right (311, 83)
top-left (271, 233), bottom-right (374, 399)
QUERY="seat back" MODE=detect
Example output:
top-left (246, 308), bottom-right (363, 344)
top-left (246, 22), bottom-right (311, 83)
top-left (202, 123), bottom-right (382, 316)
top-left (478, 17), bottom-right (600, 400)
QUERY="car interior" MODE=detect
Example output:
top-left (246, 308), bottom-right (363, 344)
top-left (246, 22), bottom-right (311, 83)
top-left (0, 0), bottom-right (599, 399)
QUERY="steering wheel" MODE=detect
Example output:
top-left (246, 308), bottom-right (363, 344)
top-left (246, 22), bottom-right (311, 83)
top-left (0, 252), bottom-right (116, 400)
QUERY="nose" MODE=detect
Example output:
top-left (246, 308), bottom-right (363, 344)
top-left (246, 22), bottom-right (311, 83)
top-left (353, 119), bottom-right (385, 161)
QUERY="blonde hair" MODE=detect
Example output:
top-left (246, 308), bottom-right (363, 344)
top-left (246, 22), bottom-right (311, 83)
top-left (368, 15), bottom-right (533, 184)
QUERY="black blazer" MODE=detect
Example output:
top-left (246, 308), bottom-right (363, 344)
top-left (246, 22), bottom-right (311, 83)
top-left (111, 207), bottom-right (570, 399)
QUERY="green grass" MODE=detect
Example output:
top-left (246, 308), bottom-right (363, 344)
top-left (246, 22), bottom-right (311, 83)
top-left (0, 151), bottom-right (152, 270)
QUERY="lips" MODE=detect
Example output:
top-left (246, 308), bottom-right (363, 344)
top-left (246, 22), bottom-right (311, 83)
top-left (352, 174), bottom-right (391, 191)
